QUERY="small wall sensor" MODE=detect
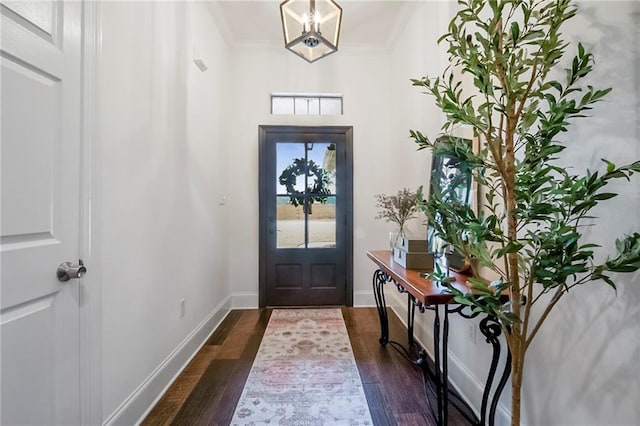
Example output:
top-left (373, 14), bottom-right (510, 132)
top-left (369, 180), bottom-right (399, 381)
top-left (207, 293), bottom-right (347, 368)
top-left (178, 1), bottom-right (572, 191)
top-left (193, 44), bottom-right (208, 72)
top-left (193, 58), bottom-right (208, 72)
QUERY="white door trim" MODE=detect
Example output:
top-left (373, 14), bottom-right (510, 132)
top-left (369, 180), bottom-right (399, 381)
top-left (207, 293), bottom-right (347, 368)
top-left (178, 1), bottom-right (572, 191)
top-left (79, 1), bottom-right (102, 424)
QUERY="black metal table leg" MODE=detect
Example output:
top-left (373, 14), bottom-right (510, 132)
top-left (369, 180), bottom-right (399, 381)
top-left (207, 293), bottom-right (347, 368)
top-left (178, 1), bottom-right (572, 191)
top-left (490, 349), bottom-right (511, 426)
top-left (433, 305), bottom-right (442, 425)
top-left (372, 269), bottom-right (389, 346)
top-left (372, 269), bottom-right (419, 363)
top-left (478, 317), bottom-right (512, 426)
top-left (442, 305), bottom-right (450, 426)
top-left (438, 306), bottom-right (513, 426)
top-left (407, 294), bottom-right (416, 347)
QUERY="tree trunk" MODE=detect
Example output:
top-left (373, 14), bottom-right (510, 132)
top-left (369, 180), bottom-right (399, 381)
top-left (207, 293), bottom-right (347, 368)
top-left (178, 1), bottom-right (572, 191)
top-left (505, 106), bottom-right (523, 426)
top-left (511, 346), bottom-right (524, 426)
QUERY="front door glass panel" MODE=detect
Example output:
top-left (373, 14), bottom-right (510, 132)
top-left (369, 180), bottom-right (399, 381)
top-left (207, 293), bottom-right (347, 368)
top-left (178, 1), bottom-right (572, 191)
top-left (276, 142), bottom-right (336, 249)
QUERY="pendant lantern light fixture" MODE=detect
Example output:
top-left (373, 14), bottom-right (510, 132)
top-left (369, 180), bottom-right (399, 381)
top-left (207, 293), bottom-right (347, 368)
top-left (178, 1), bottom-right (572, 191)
top-left (280, 0), bottom-right (343, 63)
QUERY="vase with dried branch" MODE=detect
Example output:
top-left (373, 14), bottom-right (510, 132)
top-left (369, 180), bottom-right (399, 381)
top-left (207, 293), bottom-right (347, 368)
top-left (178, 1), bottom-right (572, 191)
top-left (375, 188), bottom-right (419, 250)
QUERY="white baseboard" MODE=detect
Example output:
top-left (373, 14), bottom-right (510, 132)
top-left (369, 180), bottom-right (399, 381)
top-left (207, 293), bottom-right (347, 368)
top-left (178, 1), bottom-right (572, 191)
top-left (103, 296), bottom-right (232, 426)
top-left (388, 293), bottom-right (511, 426)
top-left (232, 292), bottom-right (259, 309)
top-left (229, 291), bottom-right (375, 308)
top-left (353, 290), bottom-right (376, 307)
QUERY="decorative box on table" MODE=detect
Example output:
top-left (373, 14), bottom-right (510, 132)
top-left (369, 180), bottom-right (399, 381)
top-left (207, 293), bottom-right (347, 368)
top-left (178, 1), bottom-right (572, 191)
top-left (392, 237), bottom-right (434, 270)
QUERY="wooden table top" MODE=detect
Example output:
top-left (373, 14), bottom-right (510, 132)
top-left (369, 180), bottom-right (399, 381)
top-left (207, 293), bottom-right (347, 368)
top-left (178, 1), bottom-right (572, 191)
top-left (367, 250), bottom-right (473, 306)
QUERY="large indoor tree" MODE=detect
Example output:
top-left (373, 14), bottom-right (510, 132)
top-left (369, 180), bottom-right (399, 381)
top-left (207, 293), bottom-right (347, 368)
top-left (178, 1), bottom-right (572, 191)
top-left (409, 0), bottom-right (640, 424)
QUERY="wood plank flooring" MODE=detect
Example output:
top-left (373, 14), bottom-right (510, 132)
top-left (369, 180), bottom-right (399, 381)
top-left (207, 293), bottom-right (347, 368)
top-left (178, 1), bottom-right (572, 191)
top-left (143, 307), bottom-right (467, 426)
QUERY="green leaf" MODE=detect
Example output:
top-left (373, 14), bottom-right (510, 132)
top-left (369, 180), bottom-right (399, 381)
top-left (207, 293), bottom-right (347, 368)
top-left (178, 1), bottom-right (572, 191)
top-left (496, 241), bottom-right (524, 258)
top-left (454, 295), bottom-right (475, 306)
top-left (543, 81), bottom-right (563, 93)
top-left (502, 312), bottom-right (522, 324)
top-left (593, 192), bottom-right (617, 201)
top-left (510, 22), bottom-right (520, 45)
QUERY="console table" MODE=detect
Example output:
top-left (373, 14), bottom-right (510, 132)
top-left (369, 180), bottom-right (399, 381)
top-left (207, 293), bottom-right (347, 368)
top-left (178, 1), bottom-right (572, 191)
top-left (367, 250), bottom-right (511, 426)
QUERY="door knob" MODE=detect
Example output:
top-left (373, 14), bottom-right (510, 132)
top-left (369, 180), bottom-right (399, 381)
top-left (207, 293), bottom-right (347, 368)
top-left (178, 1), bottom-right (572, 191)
top-left (57, 260), bottom-right (87, 282)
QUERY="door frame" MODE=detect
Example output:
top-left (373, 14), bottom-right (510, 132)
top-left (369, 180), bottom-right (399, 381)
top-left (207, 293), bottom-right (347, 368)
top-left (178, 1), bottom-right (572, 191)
top-left (258, 125), bottom-right (354, 307)
top-left (80, 1), bottom-right (102, 424)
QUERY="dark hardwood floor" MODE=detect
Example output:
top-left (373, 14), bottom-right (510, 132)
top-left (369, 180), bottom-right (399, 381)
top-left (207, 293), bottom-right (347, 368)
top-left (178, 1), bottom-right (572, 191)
top-left (143, 307), bottom-right (467, 426)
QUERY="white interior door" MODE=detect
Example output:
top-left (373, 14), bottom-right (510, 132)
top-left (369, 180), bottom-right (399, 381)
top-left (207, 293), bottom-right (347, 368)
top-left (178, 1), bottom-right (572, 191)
top-left (1, 1), bottom-right (84, 424)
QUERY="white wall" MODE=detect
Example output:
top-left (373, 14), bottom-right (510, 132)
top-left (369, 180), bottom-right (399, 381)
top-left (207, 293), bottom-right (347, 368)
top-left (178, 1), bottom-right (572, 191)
top-left (98, 2), bottom-right (231, 423)
top-left (224, 42), bottom-right (414, 307)
top-left (387, 1), bottom-right (640, 425)
top-left (388, 2), bottom-right (453, 236)
top-left (522, 2), bottom-right (640, 424)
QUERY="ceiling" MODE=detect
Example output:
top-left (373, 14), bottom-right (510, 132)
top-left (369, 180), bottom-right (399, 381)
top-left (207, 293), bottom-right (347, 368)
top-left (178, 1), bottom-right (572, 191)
top-left (206, 1), bottom-right (416, 50)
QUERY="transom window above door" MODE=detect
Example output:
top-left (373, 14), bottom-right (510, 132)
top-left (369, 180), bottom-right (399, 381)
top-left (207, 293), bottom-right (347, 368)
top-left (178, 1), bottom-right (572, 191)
top-left (271, 93), bottom-right (343, 115)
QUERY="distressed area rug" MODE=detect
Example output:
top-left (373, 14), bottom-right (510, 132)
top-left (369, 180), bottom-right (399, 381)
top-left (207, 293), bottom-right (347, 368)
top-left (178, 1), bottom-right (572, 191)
top-left (230, 309), bottom-right (373, 425)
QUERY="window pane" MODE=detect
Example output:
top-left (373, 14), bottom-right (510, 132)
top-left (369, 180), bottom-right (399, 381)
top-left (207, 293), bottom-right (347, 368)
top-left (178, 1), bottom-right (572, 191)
top-left (277, 195), bottom-right (305, 248)
top-left (319, 143), bottom-right (336, 194)
top-left (272, 97), bottom-right (294, 115)
top-left (294, 98), bottom-right (308, 115)
top-left (320, 97), bottom-right (342, 115)
top-left (293, 97), bottom-right (320, 115)
top-left (307, 98), bottom-right (320, 115)
top-left (303, 142), bottom-right (335, 196)
top-left (308, 196), bottom-right (336, 248)
top-left (277, 143), bottom-right (306, 194)
top-left (276, 142), bottom-right (337, 249)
